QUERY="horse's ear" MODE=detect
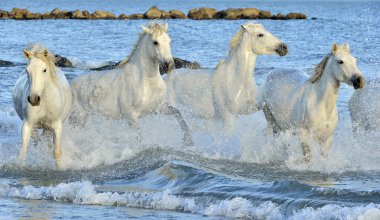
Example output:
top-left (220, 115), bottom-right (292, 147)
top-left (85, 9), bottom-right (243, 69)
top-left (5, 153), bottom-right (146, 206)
top-left (331, 43), bottom-right (338, 55)
top-left (23, 50), bottom-right (32, 59)
top-left (164, 23), bottom-right (168, 32)
top-left (241, 24), bottom-right (247, 31)
top-left (141, 25), bottom-right (151, 34)
top-left (344, 43), bottom-right (350, 51)
top-left (43, 49), bottom-right (48, 57)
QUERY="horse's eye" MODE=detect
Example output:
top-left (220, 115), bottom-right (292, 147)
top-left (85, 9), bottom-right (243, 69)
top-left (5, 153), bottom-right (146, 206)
top-left (153, 41), bottom-right (159, 45)
top-left (257, 33), bottom-right (264, 37)
top-left (43, 68), bottom-right (47, 73)
top-left (338, 60), bottom-right (344, 64)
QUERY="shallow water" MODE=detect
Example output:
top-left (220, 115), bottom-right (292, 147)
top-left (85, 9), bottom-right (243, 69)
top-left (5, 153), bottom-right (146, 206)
top-left (0, 0), bottom-right (380, 219)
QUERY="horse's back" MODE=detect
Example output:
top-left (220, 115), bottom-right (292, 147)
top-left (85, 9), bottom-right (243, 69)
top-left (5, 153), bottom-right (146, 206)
top-left (264, 68), bottom-right (306, 100)
top-left (349, 78), bottom-right (380, 131)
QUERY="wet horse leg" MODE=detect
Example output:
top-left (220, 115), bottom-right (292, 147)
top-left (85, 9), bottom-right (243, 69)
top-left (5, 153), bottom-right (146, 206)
top-left (161, 104), bottom-right (193, 146)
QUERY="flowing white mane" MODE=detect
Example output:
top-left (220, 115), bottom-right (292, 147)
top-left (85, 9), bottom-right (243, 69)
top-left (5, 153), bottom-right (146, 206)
top-left (25, 43), bottom-right (58, 80)
top-left (118, 23), bottom-right (167, 68)
top-left (215, 22), bottom-right (264, 68)
top-left (309, 53), bottom-right (331, 84)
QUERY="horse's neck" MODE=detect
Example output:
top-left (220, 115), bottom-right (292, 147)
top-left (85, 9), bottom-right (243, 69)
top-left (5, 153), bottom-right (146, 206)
top-left (312, 61), bottom-right (340, 112)
top-left (126, 37), bottom-right (160, 81)
top-left (217, 35), bottom-right (257, 83)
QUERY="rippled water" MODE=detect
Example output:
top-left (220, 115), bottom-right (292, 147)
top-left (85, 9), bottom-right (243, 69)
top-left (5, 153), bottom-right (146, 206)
top-left (0, 0), bottom-right (379, 219)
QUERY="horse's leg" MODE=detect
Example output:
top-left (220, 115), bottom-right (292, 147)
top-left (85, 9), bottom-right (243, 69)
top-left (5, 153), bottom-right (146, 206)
top-left (222, 110), bottom-right (236, 134)
top-left (263, 104), bottom-right (280, 134)
top-left (128, 113), bottom-right (142, 142)
top-left (19, 121), bottom-right (32, 163)
top-left (299, 130), bottom-right (311, 163)
top-left (320, 136), bottom-right (333, 158)
top-left (52, 120), bottom-right (63, 169)
top-left (31, 129), bottom-right (39, 146)
top-left (161, 105), bottom-right (193, 146)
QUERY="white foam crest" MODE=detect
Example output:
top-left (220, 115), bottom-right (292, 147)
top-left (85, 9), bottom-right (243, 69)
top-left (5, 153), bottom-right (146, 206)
top-left (289, 204), bottom-right (380, 220)
top-left (1, 181), bottom-right (379, 220)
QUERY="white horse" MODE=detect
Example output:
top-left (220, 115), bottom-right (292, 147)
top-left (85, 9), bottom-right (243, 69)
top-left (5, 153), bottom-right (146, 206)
top-left (69, 23), bottom-right (192, 145)
top-left (165, 23), bottom-right (288, 129)
top-left (349, 78), bottom-right (380, 132)
top-left (262, 43), bottom-right (365, 162)
top-left (13, 44), bottom-right (72, 168)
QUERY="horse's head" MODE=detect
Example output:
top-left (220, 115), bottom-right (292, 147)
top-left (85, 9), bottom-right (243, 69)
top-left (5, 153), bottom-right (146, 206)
top-left (330, 43), bottom-right (365, 89)
top-left (141, 23), bottom-right (174, 73)
top-left (23, 44), bottom-right (56, 106)
top-left (240, 23), bottom-right (288, 56)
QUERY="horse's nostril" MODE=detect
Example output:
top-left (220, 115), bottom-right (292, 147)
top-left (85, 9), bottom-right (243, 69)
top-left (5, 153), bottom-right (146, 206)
top-left (37, 96), bottom-right (41, 102)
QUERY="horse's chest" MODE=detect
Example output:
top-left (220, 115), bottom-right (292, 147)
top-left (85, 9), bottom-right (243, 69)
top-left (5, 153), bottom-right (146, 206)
top-left (137, 80), bottom-right (165, 110)
top-left (308, 109), bottom-right (338, 138)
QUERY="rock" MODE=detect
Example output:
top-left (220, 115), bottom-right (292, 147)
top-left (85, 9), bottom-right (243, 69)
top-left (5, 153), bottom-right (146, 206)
top-left (128, 13), bottom-right (144, 19)
top-left (259, 10), bottom-right (272, 19)
top-left (90, 61), bottom-right (119, 71)
top-left (160, 10), bottom-right (171, 19)
top-left (174, 57), bottom-right (200, 69)
top-left (41, 12), bottom-right (54, 19)
top-left (10, 8), bottom-right (29, 19)
top-left (54, 54), bottom-right (73, 68)
top-left (90, 57), bottom-right (201, 74)
top-left (169, 10), bottom-right (186, 19)
top-left (0, 60), bottom-right (15, 67)
top-left (271, 12), bottom-right (287, 20)
top-left (286, 12), bottom-right (307, 19)
top-left (214, 8), bottom-right (260, 19)
top-left (144, 6), bottom-right (162, 19)
top-left (91, 10), bottom-right (116, 19)
top-left (0, 10), bottom-right (10, 19)
top-left (70, 9), bottom-right (90, 19)
top-left (241, 8), bottom-right (260, 18)
top-left (119, 13), bottom-right (130, 19)
top-left (24, 11), bottom-right (41, 19)
top-left (188, 7), bottom-right (217, 20)
top-left (50, 8), bottom-right (61, 18)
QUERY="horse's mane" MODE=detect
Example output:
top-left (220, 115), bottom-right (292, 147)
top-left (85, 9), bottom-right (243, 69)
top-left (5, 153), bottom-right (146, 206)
top-left (117, 23), bottom-right (167, 68)
top-left (215, 23), bottom-right (262, 68)
top-left (309, 53), bottom-right (331, 84)
top-left (25, 43), bottom-right (58, 81)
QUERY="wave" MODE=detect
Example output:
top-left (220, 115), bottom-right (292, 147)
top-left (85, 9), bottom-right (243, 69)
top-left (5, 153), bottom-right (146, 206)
top-left (0, 179), bottom-right (379, 220)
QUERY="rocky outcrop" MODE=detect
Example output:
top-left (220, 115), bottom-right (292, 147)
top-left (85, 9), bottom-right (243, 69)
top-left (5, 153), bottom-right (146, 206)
top-left (188, 7), bottom-right (217, 20)
top-left (0, 7), bottom-right (307, 20)
top-left (214, 8), bottom-right (260, 19)
top-left (259, 10), bottom-right (272, 19)
top-left (286, 12), bottom-right (307, 19)
top-left (0, 10), bottom-right (9, 19)
top-left (90, 57), bottom-right (201, 75)
top-left (129, 13), bottom-right (144, 19)
top-left (0, 60), bottom-right (14, 67)
top-left (169, 10), bottom-right (187, 19)
top-left (54, 54), bottom-right (73, 68)
top-left (91, 10), bottom-right (116, 19)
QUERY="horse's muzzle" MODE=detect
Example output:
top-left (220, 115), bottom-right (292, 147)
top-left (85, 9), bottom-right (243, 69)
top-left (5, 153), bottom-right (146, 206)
top-left (28, 95), bottom-right (41, 106)
top-left (275, 43), bottom-right (288, 56)
top-left (351, 75), bottom-right (365, 89)
top-left (160, 61), bottom-right (175, 74)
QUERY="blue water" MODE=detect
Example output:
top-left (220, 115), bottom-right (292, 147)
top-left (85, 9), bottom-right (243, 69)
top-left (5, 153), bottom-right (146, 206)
top-left (0, 0), bottom-right (380, 219)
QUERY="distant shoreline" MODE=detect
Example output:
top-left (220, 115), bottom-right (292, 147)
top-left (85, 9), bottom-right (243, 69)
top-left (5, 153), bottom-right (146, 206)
top-left (0, 6), bottom-right (308, 20)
